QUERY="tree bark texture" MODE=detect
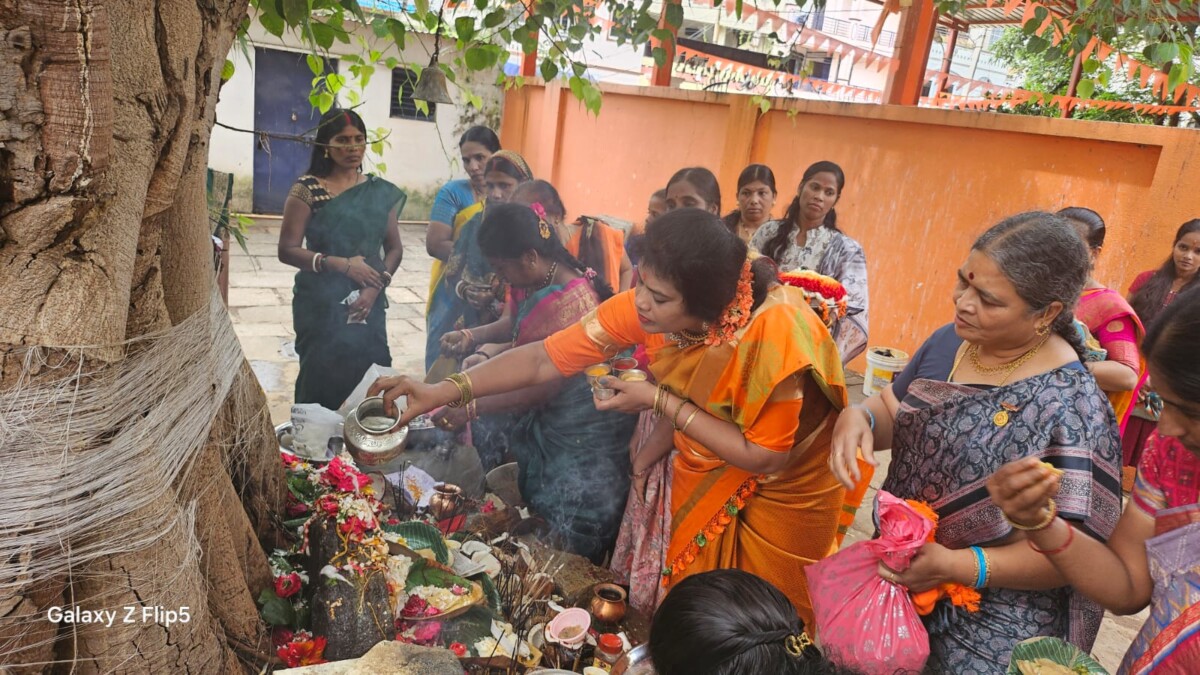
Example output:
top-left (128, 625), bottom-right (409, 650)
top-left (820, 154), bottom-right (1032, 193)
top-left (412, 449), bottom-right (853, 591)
top-left (0, 0), bottom-right (285, 671)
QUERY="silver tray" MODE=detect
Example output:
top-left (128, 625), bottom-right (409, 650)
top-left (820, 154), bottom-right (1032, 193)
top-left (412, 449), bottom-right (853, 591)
top-left (613, 644), bottom-right (656, 675)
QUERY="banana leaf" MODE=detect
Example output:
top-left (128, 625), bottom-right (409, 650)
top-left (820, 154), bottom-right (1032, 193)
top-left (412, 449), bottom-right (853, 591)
top-left (382, 520), bottom-right (451, 565)
top-left (1006, 636), bottom-right (1109, 675)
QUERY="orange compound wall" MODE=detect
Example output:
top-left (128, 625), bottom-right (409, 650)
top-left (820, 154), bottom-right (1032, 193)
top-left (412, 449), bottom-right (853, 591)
top-left (500, 81), bottom-right (1200, 366)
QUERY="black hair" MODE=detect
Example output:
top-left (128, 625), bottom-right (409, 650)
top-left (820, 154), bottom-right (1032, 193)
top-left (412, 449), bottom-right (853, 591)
top-left (636, 208), bottom-right (773, 323)
top-left (1130, 219), bottom-right (1200, 325)
top-left (1057, 206), bottom-right (1106, 250)
top-left (763, 161), bottom-right (846, 264)
top-left (651, 188), bottom-right (668, 201)
top-left (1142, 285), bottom-right (1200, 403)
top-left (650, 570), bottom-right (861, 675)
top-left (511, 180), bottom-right (619, 293)
top-left (723, 164), bottom-right (778, 234)
top-left (666, 167), bottom-right (722, 214)
top-left (306, 108), bottom-right (367, 177)
top-left (477, 202), bottom-right (614, 301)
top-left (972, 211), bottom-right (1090, 358)
top-left (485, 153), bottom-right (531, 183)
top-left (459, 125), bottom-right (501, 152)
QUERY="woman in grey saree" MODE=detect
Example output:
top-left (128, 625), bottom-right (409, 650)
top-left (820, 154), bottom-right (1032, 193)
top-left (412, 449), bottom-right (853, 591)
top-left (829, 212), bottom-right (1122, 673)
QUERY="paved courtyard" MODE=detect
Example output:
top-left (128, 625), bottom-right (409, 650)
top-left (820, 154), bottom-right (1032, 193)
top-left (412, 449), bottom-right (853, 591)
top-left (228, 217), bottom-right (1142, 672)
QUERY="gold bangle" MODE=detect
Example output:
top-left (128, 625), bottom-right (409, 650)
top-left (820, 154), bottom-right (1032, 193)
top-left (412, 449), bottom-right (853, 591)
top-left (1005, 498), bottom-right (1057, 531)
top-left (679, 406), bottom-right (701, 434)
top-left (981, 547), bottom-right (992, 588)
top-left (444, 372), bottom-right (474, 408)
top-left (653, 385), bottom-right (667, 418)
top-left (671, 396), bottom-right (690, 429)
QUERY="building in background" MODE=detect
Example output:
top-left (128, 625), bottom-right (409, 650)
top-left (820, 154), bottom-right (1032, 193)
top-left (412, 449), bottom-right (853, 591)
top-left (545, 0), bottom-right (1015, 98)
top-left (210, 8), bottom-right (501, 216)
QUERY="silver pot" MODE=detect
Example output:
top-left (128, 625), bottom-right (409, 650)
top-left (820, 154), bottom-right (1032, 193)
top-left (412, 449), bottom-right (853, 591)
top-left (343, 396), bottom-right (408, 467)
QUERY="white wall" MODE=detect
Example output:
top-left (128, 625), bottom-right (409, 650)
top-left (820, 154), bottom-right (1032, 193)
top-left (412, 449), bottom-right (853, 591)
top-left (210, 17), bottom-right (503, 212)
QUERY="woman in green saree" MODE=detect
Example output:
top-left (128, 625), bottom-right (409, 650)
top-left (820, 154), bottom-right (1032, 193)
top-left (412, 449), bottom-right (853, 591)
top-left (278, 108), bottom-right (406, 410)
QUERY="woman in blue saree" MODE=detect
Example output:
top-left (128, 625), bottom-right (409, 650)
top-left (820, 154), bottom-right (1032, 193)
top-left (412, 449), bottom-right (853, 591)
top-left (424, 126), bottom-right (500, 369)
top-left (432, 202), bottom-right (637, 562)
top-left (424, 151), bottom-right (533, 376)
top-left (829, 212), bottom-right (1122, 673)
top-left (278, 109), bottom-right (406, 410)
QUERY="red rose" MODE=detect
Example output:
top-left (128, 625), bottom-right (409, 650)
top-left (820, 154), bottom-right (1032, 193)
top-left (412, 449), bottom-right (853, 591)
top-left (285, 500), bottom-right (310, 517)
top-left (277, 635), bottom-right (327, 667)
top-left (274, 572), bottom-right (302, 598)
top-left (322, 457), bottom-right (369, 493)
top-left (449, 642), bottom-right (467, 657)
top-left (271, 627), bottom-right (294, 648)
top-left (315, 495), bottom-right (340, 518)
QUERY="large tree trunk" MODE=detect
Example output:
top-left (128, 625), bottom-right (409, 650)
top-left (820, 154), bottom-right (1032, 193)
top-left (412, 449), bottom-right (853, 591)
top-left (0, 0), bottom-right (284, 670)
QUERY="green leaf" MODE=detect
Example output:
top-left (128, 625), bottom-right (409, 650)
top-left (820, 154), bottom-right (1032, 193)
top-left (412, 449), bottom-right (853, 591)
top-left (582, 81), bottom-right (602, 115)
top-left (326, 72), bottom-right (346, 93)
top-left (404, 558), bottom-right (473, 591)
top-left (221, 59), bottom-right (236, 82)
top-left (569, 22), bottom-right (588, 40)
top-left (386, 18), bottom-right (407, 48)
top-left (259, 8), bottom-right (286, 37)
top-left (257, 589), bottom-right (297, 627)
top-left (483, 9), bottom-right (507, 28)
top-left (1168, 62), bottom-right (1186, 92)
top-left (572, 61), bottom-right (586, 77)
top-left (540, 59), bottom-right (559, 81)
top-left (338, 0), bottom-right (365, 22)
top-left (383, 521), bottom-right (452, 564)
top-left (282, 0), bottom-right (309, 25)
top-left (317, 90), bottom-right (335, 112)
top-left (473, 573), bottom-right (502, 612)
top-left (306, 53), bottom-right (323, 76)
top-left (1075, 78), bottom-right (1094, 99)
top-left (465, 45), bottom-right (497, 70)
top-left (312, 21), bottom-right (336, 49)
top-left (414, 0), bottom-right (429, 18)
top-left (665, 2), bottom-right (684, 28)
top-left (652, 46), bottom-right (667, 66)
top-left (455, 16), bottom-right (477, 42)
top-left (569, 75), bottom-right (585, 99)
top-left (371, 16), bottom-right (390, 38)
top-left (1155, 42), bottom-right (1179, 66)
top-left (1027, 35), bottom-right (1049, 54)
top-left (1082, 57), bottom-right (1100, 75)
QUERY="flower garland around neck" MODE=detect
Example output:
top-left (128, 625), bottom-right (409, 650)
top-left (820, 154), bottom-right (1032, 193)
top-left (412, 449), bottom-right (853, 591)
top-left (705, 259), bottom-right (755, 346)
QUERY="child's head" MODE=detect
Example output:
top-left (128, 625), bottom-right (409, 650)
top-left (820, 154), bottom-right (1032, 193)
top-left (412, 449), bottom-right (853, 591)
top-left (649, 569), bottom-right (859, 675)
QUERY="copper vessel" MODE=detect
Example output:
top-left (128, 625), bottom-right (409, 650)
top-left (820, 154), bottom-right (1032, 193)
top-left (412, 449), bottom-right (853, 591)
top-left (589, 583), bottom-right (627, 624)
top-left (429, 483), bottom-right (462, 520)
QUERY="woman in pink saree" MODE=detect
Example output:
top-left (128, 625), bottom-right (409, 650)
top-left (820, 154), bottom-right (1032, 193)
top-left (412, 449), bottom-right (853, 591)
top-left (1058, 208), bottom-right (1144, 438)
top-left (990, 286), bottom-right (1200, 674)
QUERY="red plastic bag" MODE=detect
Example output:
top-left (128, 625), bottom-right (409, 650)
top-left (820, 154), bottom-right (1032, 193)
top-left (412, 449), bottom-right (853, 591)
top-left (805, 491), bottom-right (933, 674)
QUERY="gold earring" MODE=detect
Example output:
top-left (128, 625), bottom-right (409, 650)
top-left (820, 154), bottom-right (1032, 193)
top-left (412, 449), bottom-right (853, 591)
top-left (324, 148), bottom-right (330, 158)
top-left (1036, 323), bottom-right (1050, 336)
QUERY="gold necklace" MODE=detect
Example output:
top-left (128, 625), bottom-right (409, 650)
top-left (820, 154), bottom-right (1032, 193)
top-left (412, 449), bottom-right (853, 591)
top-left (965, 335), bottom-right (1051, 385)
top-left (670, 328), bottom-right (707, 349)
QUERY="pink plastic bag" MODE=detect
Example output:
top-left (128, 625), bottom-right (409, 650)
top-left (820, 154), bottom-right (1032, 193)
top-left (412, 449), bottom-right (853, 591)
top-left (805, 491), bottom-right (934, 674)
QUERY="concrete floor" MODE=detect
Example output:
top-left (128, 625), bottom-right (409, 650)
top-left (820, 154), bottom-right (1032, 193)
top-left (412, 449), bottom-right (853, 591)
top-left (229, 217), bottom-right (1142, 672)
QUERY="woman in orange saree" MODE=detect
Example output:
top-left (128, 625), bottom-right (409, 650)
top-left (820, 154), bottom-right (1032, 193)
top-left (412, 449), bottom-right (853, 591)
top-left (371, 208), bottom-right (847, 624)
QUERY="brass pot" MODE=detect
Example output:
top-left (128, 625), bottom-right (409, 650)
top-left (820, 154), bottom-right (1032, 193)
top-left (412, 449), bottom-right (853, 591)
top-left (428, 483), bottom-right (462, 520)
top-left (588, 583), bottom-right (627, 624)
